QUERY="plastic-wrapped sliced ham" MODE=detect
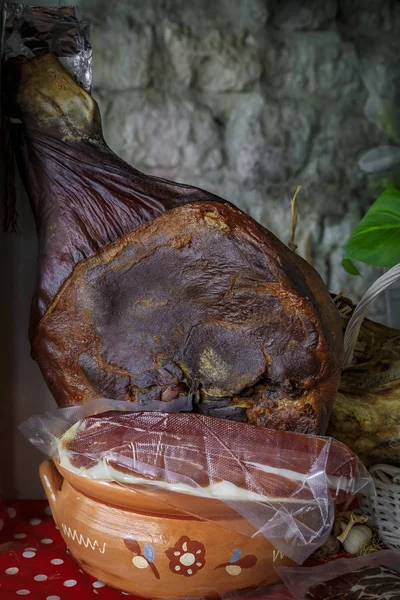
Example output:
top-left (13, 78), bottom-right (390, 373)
top-left (3, 49), bottom-right (344, 434)
top-left (59, 411), bottom-right (364, 503)
top-left (20, 402), bottom-right (372, 564)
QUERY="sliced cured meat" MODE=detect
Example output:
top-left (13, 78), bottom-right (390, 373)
top-left (306, 565), bottom-right (400, 599)
top-left (59, 410), bottom-right (363, 504)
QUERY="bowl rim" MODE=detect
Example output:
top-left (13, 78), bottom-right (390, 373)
top-left (54, 459), bottom-right (254, 527)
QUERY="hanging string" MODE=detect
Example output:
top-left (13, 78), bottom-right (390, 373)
top-left (288, 185), bottom-right (301, 252)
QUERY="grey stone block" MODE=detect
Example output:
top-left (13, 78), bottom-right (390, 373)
top-left (103, 90), bottom-right (223, 172)
top-left (225, 94), bottom-right (317, 186)
top-left (264, 31), bottom-right (362, 99)
top-left (162, 22), bottom-right (262, 92)
top-left (91, 17), bottom-right (153, 91)
top-left (272, 0), bottom-right (338, 31)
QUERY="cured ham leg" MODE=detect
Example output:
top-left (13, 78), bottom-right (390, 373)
top-left (6, 53), bottom-right (343, 434)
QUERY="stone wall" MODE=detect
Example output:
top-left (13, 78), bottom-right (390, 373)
top-left (76, 0), bottom-right (400, 319)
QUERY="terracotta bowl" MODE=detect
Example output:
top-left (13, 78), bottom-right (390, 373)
top-left (40, 460), bottom-right (294, 598)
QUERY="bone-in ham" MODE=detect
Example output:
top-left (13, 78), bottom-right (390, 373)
top-left (5, 53), bottom-right (343, 434)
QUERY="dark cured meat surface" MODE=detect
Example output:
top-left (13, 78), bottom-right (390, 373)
top-left (7, 54), bottom-right (343, 433)
top-left (4, 54), bottom-right (213, 328)
top-left (306, 566), bottom-right (400, 599)
top-left (63, 410), bottom-right (361, 505)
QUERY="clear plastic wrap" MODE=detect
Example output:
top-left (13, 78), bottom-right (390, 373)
top-left (19, 396), bottom-right (194, 458)
top-left (20, 400), bottom-right (373, 565)
top-left (276, 549), bottom-right (400, 599)
top-left (1, 3), bottom-right (92, 91)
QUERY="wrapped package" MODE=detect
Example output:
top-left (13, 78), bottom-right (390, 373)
top-left (2, 44), bottom-right (343, 433)
top-left (21, 402), bottom-right (373, 565)
top-left (276, 549), bottom-right (400, 599)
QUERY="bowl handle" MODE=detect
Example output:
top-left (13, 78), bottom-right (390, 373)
top-left (40, 460), bottom-right (63, 510)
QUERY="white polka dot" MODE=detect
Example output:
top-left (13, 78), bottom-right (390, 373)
top-left (22, 551), bottom-right (36, 559)
top-left (40, 538), bottom-right (53, 545)
top-left (63, 579), bottom-right (77, 587)
top-left (0, 519), bottom-right (4, 530)
top-left (25, 548), bottom-right (37, 552)
top-left (5, 567), bottom-right (19, 575)
top-left (93, 581), bottom-right (105, 588)
top-left (7, 507), bottom-right (16, 518)
top-left (16, 591), bottom-right (30, 596)
top-left (29, 518), bottom-right (42, 526)
top-left (44, 506), bottom-right (52, 516)
top-left (50, 559), bottom-right (64, 565)
top-left (46, 597), bottom-right (60, 600)
top-left (34, 574), bottom-right (47, 582)
top-left (14, 533), bottom-right (27, 539)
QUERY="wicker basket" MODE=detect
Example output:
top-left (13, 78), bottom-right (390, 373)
top-left (358, 464), bottom-right (400, 548)
top-left (344, 267), bottom-right (400, 548)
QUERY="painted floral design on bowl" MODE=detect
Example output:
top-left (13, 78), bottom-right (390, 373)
top-left (166, 536), bottom-right (206, 577)
top-left (124, 537), bottom-right (160, 579)
top-left (215, 548), bottom-right (257, 576)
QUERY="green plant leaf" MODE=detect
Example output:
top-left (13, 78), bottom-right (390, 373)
top-left (343, 186), bottom-right (400, 272)
top-left (342, 258), bottom-right (361, 276)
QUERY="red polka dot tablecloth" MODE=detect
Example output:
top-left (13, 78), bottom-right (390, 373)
top-left (0, 497), bottom-right (294, 600)
top-left (0, 497), bottom-right (144, 599)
